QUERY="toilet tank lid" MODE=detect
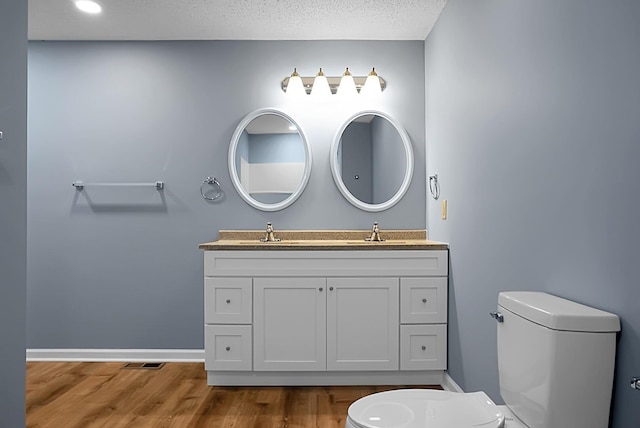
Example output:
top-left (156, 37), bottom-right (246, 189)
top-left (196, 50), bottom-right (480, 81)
top-left (498, 292), bottom-right (620, 332)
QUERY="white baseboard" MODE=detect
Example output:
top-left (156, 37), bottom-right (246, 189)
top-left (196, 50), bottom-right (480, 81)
top-left (441, 372), bottom-right (464, 392)
top-left (26, 351), bottom-right (461, 392)
top-left (26, 348), bottom-right (205, 363)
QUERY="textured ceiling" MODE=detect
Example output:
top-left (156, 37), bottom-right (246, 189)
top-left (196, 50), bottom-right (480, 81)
top-left (28, 0), bottom-right (448, 41)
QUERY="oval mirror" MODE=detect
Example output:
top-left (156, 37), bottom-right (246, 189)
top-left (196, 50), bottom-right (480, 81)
top-left (228, 108), bottom-right (312, 211)
top-left (330, 110), bottom-right (414, 212)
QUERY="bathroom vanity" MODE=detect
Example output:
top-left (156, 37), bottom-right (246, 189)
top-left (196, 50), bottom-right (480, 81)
top-left (199, 230), bottom-right (448, 386)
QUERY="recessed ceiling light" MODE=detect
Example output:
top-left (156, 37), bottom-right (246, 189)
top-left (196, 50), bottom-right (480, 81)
top-left (75, 0), bottom-right (102, 14)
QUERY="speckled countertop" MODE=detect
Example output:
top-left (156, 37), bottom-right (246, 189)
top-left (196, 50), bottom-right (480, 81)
top-left (199, 230), bottom-right (448, 251)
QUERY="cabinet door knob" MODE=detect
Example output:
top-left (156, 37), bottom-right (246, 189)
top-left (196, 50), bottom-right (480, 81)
top-left (421, 345), bottom-right (426, 351)
top-left (226, 299), bottom-right (231, 304)
top-left (225, 346), bottom-right (231, 351)
top-left (329, 287), bottom-right (334, 291)
top-left (319, 287), bottom-right (323, 291)
top-left (422, 298), bottom-right (427, 303)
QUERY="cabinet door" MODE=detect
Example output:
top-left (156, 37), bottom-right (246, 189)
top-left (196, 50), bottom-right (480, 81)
top-left (326, 277), bottom-right (399, 371)
top-left (253, 277), bottom-right (326, 371)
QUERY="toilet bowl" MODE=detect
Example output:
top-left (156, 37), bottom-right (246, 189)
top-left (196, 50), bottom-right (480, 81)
top-left (345, 389), bottom-right (509, 428)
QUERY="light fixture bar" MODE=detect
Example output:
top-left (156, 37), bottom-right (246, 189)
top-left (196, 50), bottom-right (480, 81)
top-left (281, 73), bottom-right (387, 94)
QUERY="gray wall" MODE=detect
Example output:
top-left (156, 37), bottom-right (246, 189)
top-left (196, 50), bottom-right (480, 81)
top-left (0, 0), bottom-right (27, 425)
top-left (425, 1), bottom-right (640, 426)
top-left (27, 41), bottom-right (426, 349)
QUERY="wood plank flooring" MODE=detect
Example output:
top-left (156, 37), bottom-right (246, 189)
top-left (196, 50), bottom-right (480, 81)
top-left (26, 362), bottom-right (442, 428)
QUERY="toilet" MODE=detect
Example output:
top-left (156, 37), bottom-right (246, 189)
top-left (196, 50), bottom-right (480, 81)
top-left (345, 291), bottom-right (620, 428)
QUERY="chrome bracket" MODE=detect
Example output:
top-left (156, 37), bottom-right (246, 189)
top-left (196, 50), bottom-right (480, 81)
top-left (632, 378), bottom-right (640, 390)
top-left (490, 312), bottom-right (504, 323)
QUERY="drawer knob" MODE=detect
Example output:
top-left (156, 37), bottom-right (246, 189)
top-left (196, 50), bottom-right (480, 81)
top-left (422, 298), bottom-right (427, 303)
top-left (421, 345), bottom-right (426, 351)
top-left (226, 299), bottom-right (231, 304)
top-left (329, 287), bottom-right (334, 291)
top-left (319, 287), bottom-right (323, 291)
top-left (225, 346), bottom-right (231, 351)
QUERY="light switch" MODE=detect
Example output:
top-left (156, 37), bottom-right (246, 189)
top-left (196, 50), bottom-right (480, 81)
top-left (441, 200), bottom-right (447, 220)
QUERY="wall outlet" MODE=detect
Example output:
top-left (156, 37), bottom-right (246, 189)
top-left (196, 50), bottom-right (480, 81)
top-left (441, 199), bottom-right (447, 220)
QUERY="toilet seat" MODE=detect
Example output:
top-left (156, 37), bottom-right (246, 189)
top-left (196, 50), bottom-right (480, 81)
top-left (346, 389), bottom-right (505, 428)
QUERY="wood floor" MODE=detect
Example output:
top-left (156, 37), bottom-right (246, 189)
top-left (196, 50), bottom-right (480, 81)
top-left (26, 362), bottom-right (442, 428)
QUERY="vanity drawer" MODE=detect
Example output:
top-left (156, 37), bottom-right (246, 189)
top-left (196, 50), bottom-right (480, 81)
top-left (400, 324), bottom-right (447, 370)
top-left (400, 277), bottom-right (447, 324)
top-left (205, 277), bottom-right (252, 324)
top-left (205, 325), bottom-right (252, 371)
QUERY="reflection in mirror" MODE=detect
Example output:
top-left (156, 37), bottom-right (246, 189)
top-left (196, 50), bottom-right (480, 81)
top-left (331, 111), bottom-right (413, 212)
top-left (229, 109), bottom-right (312, 211)
top-left (337, 114), bottom-right (405, 204)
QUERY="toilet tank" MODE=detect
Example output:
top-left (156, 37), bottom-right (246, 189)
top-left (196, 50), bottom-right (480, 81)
top-left (496, 292), bottom-right (620, 428)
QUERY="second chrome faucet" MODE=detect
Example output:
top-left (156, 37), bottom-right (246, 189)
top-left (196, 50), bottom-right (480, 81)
top-left (260, 222), bottom-right (280, 242)
top-left (365, 222), bottom-right (385, 242)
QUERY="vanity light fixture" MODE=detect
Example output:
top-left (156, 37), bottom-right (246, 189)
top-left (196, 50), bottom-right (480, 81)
top-left (281, 67), bottom-right (386, 95)
top-left (74, 0), bottom-right (102, 14)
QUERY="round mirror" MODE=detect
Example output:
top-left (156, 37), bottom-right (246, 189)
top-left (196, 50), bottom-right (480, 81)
top-left (228, 108), bottom-right (312, 211)
top-left (330, 110), bottom-right (414, 212)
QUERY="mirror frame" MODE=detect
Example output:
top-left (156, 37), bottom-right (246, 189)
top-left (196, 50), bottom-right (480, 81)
top-left (228, 108), bottom-right (312, 212)
top-left (330, 110), bottom-right (414, 212)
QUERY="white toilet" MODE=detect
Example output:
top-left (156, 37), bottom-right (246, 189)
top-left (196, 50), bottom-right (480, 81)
top-left (345, 291), bottom-right (620, 428)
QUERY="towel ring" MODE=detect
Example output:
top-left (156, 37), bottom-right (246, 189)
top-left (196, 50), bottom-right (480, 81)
top-left (428, 174), bottom-right (440, 200)
top-left (201, 177), bottom-right (223, 201)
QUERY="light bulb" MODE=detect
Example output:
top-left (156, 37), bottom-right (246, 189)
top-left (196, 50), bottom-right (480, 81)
top-left (75, 0), bottom-right (102, 14)
top-left (311, 68), bottom-right (331, 99)
top-left (361, 67), bottom-right (382, 96)
top-left (286, 68), bottom-right (306, 97)
top-left (337, 67), bottom-right (357, 97)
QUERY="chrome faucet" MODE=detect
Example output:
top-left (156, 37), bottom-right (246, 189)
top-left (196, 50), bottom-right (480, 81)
top-left (365, 222), bottom-right (385, 242)
top-left (260, 222), bottom-right (280, 242)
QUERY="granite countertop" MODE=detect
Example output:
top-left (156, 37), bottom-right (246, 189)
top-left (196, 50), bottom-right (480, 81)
top-left (198, 230), bottom-right (448, 251)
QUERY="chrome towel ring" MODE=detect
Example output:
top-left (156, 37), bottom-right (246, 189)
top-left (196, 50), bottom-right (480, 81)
top-left (201, 177), bottom-right (223, 201)
top-left (428, 174), bottom-right (440, 200)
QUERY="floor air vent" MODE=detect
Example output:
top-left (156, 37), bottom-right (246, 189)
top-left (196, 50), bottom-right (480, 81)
top-left (122, 362), bottom-right (165, 370)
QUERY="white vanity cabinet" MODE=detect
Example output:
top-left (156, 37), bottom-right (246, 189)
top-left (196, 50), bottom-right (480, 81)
top-left (203, 249), bottom-right (448, 386)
